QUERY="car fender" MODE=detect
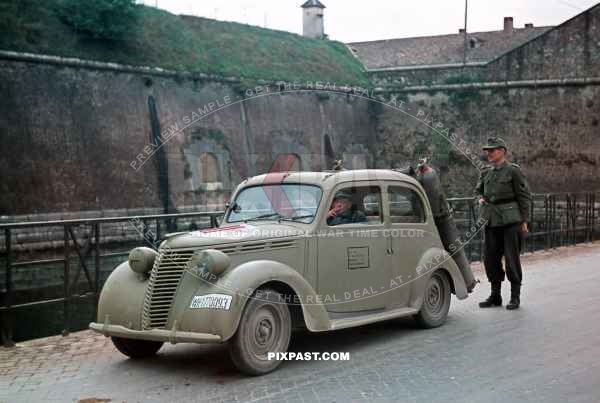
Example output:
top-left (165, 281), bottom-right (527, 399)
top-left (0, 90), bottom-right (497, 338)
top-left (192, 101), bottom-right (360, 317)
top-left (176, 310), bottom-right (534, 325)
top-left (96, 261), bottom-right (148, 330)
top-left (409, 247), bottom-right (468, 309)
top-left (173, 260), bottom-right (331, 341)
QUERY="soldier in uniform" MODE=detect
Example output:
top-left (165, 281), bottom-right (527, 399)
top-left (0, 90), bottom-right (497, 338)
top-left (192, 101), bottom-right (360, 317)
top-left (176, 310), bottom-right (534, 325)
top-left (327, 192), bottom-right (367, 226)
top-left (475, 138), bottom-right (531, 310)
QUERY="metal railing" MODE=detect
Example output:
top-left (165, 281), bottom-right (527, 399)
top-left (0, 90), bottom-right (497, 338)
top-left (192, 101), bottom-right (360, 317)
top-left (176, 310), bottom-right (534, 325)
top-left (0, 211), bottom-right (223, 347)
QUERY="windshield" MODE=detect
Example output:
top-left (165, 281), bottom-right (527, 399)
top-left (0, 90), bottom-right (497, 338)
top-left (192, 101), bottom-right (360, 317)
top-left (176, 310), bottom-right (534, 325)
top-left (227, 184), bottom-right (322, 224)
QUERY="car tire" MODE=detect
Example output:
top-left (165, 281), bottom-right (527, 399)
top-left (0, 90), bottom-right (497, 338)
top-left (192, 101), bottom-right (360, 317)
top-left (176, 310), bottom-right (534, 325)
top-left (414, 270), bottom-right (451, 329)
top-left (111, 336), bottom-right (163, 358)
top-left (229, 288), bottom-right (292, 375)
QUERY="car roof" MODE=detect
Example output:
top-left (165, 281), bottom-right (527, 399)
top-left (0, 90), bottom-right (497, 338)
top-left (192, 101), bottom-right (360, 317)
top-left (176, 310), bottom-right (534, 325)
top-left (240, 169), bottom-right (421, 191)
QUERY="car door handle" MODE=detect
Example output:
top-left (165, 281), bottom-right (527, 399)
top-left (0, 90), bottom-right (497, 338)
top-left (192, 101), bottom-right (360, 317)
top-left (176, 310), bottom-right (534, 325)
top-left (386, 248), bottom-right (393, 255)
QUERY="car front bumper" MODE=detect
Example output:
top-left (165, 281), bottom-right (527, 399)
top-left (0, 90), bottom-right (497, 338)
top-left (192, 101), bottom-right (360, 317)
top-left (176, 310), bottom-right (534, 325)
top-left (89, 322), bottom-right (222, 344)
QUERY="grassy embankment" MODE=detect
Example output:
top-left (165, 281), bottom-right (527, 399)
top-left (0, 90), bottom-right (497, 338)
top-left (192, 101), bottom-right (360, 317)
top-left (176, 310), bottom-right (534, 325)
top-left (0, 0), bottom-right (368, 86)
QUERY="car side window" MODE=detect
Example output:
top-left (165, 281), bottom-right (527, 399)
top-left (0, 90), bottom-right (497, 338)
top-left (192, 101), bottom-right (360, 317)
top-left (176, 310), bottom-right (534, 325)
top-left (327, 186), bottom-right (382, 226)
top-left (388, 186), bottom-right (426, 223)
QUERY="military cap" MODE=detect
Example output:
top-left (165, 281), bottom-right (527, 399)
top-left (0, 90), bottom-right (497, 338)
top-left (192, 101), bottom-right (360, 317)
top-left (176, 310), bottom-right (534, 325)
top-left (482, 137), bottom-right (507, 150)
top-left (333, 191), bottom-right (352, 201)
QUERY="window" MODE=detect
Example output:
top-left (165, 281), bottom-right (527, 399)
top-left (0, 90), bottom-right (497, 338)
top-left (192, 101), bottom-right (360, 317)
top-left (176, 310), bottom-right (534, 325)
top-left (388, 187), bottom-right (426, 223)
top-left (327, 186), bottom-right (382, 226)
top-left (469, 37), bottom-right (481, 49)
top-left (227, 184), bottom-right (322, 224)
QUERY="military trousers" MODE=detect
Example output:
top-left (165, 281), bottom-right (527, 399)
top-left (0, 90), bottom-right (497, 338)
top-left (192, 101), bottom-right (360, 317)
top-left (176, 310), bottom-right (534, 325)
top-left (483, 223), bottom-right (523, 285)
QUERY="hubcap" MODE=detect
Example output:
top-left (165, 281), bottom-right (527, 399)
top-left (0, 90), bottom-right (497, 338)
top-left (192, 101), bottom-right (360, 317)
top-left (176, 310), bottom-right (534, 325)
top-left (425, 275), bottom-right (444, 315)
top-left (256, 318), bottom-right (273, 345)
top-left (248, 306), bottom-right (281, 357)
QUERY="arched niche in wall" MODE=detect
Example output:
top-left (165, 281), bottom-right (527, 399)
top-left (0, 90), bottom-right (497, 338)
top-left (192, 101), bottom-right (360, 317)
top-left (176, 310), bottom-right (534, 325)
top-left (198, 152), bottom-right (220, 184)
top-left (182, 128), bottom-right (232, 193)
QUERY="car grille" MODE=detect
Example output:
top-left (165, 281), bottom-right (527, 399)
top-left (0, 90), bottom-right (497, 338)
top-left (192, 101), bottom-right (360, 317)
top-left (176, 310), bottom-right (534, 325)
top-left (142, 249), bottom-right (195, 329)
top-left (140, 240), bottom-right (298, 329)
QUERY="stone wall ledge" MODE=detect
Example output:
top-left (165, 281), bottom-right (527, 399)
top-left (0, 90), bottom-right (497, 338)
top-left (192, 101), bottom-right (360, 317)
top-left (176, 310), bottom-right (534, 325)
top-left (373, 76), bottom-right (600, 93)
top-left (0, 49), bottom-right (256, 85)
top-left (0, 49), bottom-right (350, 88)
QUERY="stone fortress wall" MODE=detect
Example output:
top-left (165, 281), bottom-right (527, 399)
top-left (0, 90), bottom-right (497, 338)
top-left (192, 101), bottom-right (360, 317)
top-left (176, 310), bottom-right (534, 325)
top-left (1, 4), bottom-right (600, 218)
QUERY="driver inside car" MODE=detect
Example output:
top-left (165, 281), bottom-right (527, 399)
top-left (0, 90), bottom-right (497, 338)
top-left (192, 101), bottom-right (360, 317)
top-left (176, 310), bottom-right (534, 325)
top-left (326, 191), bottom-right (367, 226)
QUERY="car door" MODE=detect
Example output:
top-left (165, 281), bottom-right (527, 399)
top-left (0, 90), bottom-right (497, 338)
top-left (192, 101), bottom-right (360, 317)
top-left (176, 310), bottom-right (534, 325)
top-left (385, 182), bottom-right (432, 308)
top-left (316, 183), bottom-right (390, 313)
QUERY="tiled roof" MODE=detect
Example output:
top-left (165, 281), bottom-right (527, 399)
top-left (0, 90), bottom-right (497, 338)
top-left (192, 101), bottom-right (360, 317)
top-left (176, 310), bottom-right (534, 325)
top-left (301, 0), bottom-right (326, 9)
top-left (348, 27), bottom-right (552, 69)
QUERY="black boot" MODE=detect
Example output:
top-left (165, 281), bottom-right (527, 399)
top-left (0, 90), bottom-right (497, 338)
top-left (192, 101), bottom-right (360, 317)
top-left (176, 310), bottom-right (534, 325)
top-left (506, 283), bottom-right (520, 310)
top-left (479, 282), bottom-right (502, 308)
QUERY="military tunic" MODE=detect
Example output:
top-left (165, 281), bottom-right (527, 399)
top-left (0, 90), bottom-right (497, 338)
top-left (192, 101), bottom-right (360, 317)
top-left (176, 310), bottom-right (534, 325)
top-left (475, 161), bottom-right (532, 285)
top-left (475, 162), bottom-right (531, 227)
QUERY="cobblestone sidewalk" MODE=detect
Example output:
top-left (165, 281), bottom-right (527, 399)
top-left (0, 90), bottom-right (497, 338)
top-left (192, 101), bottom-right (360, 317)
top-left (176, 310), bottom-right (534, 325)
top-left (2, 242), bottom-right (600, 403)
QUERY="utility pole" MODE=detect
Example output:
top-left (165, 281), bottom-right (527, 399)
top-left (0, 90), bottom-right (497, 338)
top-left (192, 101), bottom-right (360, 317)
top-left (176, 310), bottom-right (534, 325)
top-left (463, 0), bottom-right (468, 66)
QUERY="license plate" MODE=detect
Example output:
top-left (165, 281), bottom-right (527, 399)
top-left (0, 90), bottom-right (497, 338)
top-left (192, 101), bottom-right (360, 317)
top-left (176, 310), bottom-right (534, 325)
top-left (189, 294), bottom-right (232, 310)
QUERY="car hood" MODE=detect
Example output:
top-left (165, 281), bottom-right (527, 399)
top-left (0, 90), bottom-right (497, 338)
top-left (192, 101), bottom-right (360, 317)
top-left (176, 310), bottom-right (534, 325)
top-left (161, 222), bottom-right (306, 249)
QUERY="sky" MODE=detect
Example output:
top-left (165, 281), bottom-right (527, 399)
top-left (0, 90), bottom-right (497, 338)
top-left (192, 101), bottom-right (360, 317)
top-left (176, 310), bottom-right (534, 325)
top-left (139, 0), bottom-right (600, 42)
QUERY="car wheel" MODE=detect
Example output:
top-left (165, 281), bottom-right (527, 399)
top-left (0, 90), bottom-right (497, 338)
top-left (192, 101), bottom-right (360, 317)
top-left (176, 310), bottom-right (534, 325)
top-left (229, 288), bottom-right (292, 375)
top-left (111, 336), bottom-right (163, 358)
top-left (414, 270), bottom-right (451, 329)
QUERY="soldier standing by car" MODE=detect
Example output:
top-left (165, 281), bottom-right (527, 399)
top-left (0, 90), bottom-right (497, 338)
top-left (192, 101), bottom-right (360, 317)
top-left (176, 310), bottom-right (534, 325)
top-left (475, 138), bottom-right (532, 310)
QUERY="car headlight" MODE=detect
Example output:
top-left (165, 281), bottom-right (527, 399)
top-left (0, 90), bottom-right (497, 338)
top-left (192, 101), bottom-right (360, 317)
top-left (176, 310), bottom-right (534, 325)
top-left (128, 247), bottom-right (158, 274)
top-left (189, 249), bottom-right (230, 276)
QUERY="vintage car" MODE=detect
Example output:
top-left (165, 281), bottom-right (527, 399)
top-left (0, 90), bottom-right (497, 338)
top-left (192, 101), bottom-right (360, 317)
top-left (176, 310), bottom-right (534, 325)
top-left (90, 169), bottom-right (474, 375)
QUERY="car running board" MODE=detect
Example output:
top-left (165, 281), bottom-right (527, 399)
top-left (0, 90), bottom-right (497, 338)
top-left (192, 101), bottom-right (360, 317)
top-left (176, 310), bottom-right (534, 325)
top-left (328, 307), bottom-right (419, 331)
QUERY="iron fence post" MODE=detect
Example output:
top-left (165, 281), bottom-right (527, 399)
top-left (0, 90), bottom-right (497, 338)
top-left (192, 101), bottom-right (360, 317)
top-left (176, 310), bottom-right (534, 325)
top-left (94, 223), bottom-right (100, 320)
top-left (592, 193), bottom-right (596, 242)
top-left (552, 195), bottom-right (557, 249)
top-left (63, 226), bottom-right (70, 337)
top-left (565, 194), bottom-right (570, 246)
top-left (544, 195), bottom-right (549, 251)
top-left (559, 203), bottom-right (564, 248)
top-left (593, 193), bottom-right (597, 242)
top-left (1, 229), bottom-right (14, 347)
top-left (155, 218), bottom-right (161, 245)
top-left (529, 195), bottom-right (535, 253)
top-left (572, 194), bottom-right (577, 245)
top-left (585, 193), bottom-right (590, 243)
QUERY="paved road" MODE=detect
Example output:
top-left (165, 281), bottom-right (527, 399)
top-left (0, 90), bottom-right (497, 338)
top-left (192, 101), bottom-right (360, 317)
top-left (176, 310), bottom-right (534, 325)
top-left (2, 243), bottom-right (600, 403)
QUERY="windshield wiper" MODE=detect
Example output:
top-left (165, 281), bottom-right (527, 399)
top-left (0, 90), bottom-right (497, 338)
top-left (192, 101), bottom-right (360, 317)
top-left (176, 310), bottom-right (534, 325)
top-left (281, 214), bottom-right (315, 222)
top-left (244, 213), bottom-right (282, 222)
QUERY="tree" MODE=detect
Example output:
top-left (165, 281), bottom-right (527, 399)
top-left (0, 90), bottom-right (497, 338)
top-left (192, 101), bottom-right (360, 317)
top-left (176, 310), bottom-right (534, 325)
top-left (59, 0), bottom-right (139, 40)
